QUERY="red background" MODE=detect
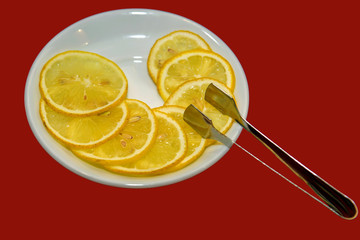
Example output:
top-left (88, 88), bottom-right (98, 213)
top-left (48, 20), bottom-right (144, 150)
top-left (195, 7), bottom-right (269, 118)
top-left (4, 0), bottom-right (360, 238)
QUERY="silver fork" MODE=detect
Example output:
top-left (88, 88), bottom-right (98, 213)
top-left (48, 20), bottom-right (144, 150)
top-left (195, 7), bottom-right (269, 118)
top-left (183, 84), bottom-right (358, 220)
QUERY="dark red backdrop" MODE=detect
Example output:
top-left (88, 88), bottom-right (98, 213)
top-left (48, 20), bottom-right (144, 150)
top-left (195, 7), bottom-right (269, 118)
top-left (4, 0), bottom-right (359, 238)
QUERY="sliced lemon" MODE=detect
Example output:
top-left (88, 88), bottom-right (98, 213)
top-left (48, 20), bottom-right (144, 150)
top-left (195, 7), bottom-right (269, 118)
top-left (156, 105), bottom-right (206, 172)
top-left (72, 99), bottom-right (157, 164)
top-left (147, 30), bottom-right (211, 83)
top-left (40, 99), bottom-right (128, 148)
top-left (104, 110), bottom-right (187, 176)
top-left (165, 78), bottom-right (234, 135)
top-left (157, 49), bottom-right (235, 101)
top-left (40, 50), bottom-right (128, 116)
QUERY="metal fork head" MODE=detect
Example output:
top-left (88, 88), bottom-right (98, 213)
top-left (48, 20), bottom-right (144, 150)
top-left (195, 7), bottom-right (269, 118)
top-left (183, 104), bottom-right (233, 148)
top-left (183, 104), bottom-right (213, 139)
top-left (205, 83), bottom-right (244, 125)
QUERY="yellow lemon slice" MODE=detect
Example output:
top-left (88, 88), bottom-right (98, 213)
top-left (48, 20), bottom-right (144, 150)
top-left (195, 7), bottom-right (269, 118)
top-left (40, 50), bottom-right (128, 116)
top-left (40, 99), bottom-right (128, 148)
top-left (147, 30), bottom-right (211, 83)
top-left (156, 105), bottom-right (206, 172)
top-left (165, 78), bottom-right (234, 135)
top-left (104, 110), bottom-right (187, 176)
top-left (72, 99), bottom-right (157, 164)
top-left (157, 49), bottom-right (235, 100)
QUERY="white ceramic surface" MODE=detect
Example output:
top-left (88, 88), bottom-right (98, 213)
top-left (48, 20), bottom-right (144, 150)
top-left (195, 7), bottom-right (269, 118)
top-left (24, 9), bottom-right (249, 188)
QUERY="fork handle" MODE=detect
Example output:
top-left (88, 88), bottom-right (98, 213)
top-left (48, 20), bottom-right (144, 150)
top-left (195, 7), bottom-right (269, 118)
top-left (242, 120), bottom-right (358, 220)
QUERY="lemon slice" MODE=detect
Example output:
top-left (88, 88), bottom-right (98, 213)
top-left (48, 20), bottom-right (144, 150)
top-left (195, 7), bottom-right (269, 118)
top-left (156, 105), bottom-right (206, 172)
top-left (104, 110), bottom-right (187, 176)
top-left (40, 99), bottom-right (128, 148)
top-left (72, 99), bottom-right (157, 164)
top-left (165, 78), bottom-right (234, 135)
top-left (147, 30), bottom-right (211, 83)
top-left (40, 50), bottom-right (128, 116)
top-left (157, 49), bottom-right (235, 100)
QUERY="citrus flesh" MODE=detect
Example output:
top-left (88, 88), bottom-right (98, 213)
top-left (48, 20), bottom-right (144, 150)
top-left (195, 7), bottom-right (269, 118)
top-left (72, 99), bottom-right (157, 164)
top-left (157, 50), bottom-right (235, 100)
top-left (40, 50), bottom-right (128, 116)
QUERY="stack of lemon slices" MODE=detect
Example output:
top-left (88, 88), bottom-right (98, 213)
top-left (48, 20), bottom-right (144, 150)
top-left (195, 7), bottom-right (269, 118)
top-left (149, 30), bottom-right (236, 147)
top-left (39, 30), bottom-right (236, 177)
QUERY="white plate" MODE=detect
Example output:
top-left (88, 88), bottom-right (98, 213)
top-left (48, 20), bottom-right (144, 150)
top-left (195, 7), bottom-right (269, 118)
top-left (24, 9), bottom-right (249, 188)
